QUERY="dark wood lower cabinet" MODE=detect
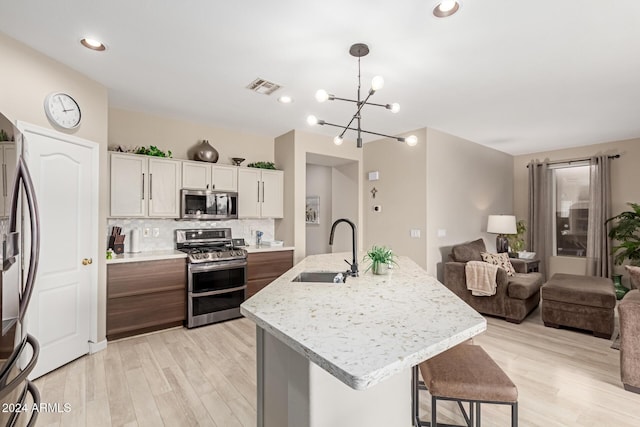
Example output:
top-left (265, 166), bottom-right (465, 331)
top-left (247, 250), bottom-right (294, 298)
top-left (107, 258), bottom-right (187, 340)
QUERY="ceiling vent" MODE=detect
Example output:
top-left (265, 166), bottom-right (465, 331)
top-left (246, 78), bottom-right (281, 95)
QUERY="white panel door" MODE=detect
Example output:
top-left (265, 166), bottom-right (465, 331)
top-left (261, 170), bottom-right (284, 218)
top-left (212, 165), bottom-right (238, 191)
top-left (238, 168), bottom-right (261, 218)
top-left (110, 153), bottom-right (147, 217)
top-left (148, 158), bottom-right (181, 218)
top-left (182, 161), bottom-right (211, 190)
top-left (19, 122), bottom-right (98, 380)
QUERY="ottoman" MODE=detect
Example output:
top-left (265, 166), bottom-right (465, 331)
top-left (541, 273), bottom-right (616, 338)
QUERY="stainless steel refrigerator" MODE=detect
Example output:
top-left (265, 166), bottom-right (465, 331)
top-left (0, 123), bottom-right (41, 426)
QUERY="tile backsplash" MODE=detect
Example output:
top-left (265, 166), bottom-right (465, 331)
top-left (106, 218), bottom-right (275, 252)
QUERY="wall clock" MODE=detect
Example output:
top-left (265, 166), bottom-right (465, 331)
top-left (44, 92), bottom-right (82, 129)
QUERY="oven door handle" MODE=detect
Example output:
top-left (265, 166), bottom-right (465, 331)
top-left (189, 260), bottom-right (247, 273)
top-left (191, 285), bottom-right (247, 297)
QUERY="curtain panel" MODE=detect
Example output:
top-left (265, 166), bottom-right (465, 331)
top-left (527, 160), bottom-right (553, 278)
top-left (586, 155), bottom-right (612, 278)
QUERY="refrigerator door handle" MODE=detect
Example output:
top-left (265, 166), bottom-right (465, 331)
top-left (8, 157), bottom-right (41, 321)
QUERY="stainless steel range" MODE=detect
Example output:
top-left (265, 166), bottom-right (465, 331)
top-left (176, 228), bottom-right (247, 328)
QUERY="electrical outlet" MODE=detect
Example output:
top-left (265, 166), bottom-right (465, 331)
top-left (437, 229), bottom-right (447, 238)
top-left (143, 227), bottom-right (151, 238)
top-left (153, 228), bottom-right (160, 237)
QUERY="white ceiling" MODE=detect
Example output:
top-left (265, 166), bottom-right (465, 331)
top-left (1, 0), bottom-right (639, 156)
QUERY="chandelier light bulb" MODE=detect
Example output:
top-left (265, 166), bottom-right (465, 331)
top-left (333, 136), bottom-right (344, 146)
top-left (307, 115), bottom-right (319, 126)
top-left (389, 103), bottom-right (400, 113)
top-left (405, 135), bottom-right (418, 146)
top-left (315, 89), bottom-right (330, 103)
top-left (371, 75), bottom-right (385, 91)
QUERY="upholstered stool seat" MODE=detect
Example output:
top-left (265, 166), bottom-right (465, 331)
top-left (413, 344), bottom-right (518, 427)
top-left (541, 273), bottom-right (616, 338)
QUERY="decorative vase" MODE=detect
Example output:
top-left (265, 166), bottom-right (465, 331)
top-left (372, 262), bottom-right (389, 275)
top-left (194, 140), bottom-right (219, 163)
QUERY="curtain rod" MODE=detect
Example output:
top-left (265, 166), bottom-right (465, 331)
top-left (526, 154), bottom-right (620, 168)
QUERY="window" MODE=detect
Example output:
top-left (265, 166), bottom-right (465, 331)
top-left (554, 165), bottom-right (590, 257)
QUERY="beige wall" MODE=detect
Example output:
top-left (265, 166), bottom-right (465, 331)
top-left (330, 162), bottom-right (359, 254)
top-left (275, 130), bottom-right (363, 263)
top-left (363, 128), bottom-right (514, 278)
top-left (426, 128), bottom-right (514, 279)
top-left (363, 129), bottom-right (428, 269)
top-left (0, 32), bottom-right (109, 341)
top-left (514, 138), bottom-right (640, 283)
top-left (108, 107), bottom-right (274, 165)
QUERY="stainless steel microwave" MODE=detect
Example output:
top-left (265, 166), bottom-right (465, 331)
top-left (181, 189), bottom-right (238, 220)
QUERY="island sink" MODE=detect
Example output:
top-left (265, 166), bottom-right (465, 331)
top-left (291, 271), bottom-right (347, 283)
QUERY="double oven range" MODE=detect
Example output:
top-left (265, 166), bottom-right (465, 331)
top-left (176, 228), bottom-right (247, 328)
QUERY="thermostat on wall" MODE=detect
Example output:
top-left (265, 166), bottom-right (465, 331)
top-left (368, 171), bottom-right (379, 181)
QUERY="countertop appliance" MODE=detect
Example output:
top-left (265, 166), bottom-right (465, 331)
top-left (1, 155), bottom-right (41, 426)
top-left (176, 228), bottom-right (247, 328)
top-left (180, 189), bottom-right (238, 220)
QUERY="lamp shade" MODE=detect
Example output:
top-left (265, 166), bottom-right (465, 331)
top-left (487, 215), bottom-right (517, 235)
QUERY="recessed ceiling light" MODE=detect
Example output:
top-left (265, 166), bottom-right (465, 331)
top-left (433, 0), bottom-right (461, 18)
top-left (278, 95), bottom-right (293, 104)
top-left (81, 38), bottom-right (106, 51)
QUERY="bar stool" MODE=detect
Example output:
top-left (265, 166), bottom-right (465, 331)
top-left (412, 344), bottom-right (518, 427)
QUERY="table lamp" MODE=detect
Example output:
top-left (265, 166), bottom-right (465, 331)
top-left (487, 215), bottom-right (517, 253)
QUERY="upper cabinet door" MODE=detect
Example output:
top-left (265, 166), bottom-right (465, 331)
top-left (148, 158), bottom-right (182, 218)
top-left (182, 161), bottom-right (211, 190)
top-left (212, 165), bottom-right (238, 191)
top-left (260, 170), bottom-right (284, 218)
top-left (110, 153), bottom-right (148, 217)
top-left (238, 168), bottom-right (261, 218)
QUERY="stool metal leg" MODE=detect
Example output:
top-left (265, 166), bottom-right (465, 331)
top-left (512, 402), bottom-right (518, 427)
top-left (432, 395), bottom-right (438, 427)
top-left (476, 402), bottom-right (481, 426)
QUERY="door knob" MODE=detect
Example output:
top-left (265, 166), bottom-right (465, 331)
top-left (82, 258), bottom-right (93, 265)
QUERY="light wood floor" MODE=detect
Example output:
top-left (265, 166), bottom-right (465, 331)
top-left (34, 307), bottom-right (640, 427)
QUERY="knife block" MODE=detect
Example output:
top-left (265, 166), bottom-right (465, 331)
top-left (108, 236), bottom-right (125, 254)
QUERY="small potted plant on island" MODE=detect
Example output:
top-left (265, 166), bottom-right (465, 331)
top-left (364, 245), bottom-right (398, 275)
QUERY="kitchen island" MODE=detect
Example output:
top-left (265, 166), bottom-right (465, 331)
top-left (240, 252), bottom-right (486, 427)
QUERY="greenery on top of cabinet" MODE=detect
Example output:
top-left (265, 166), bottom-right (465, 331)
top-left (247, 161), bottom-right (276, 169)
top-left (135, 145), bottom-right (173, 158)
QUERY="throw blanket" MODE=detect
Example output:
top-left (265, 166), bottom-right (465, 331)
top-left (465, 261), bottom-right (499, 296)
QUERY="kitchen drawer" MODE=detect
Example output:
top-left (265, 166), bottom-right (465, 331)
top-left (247, 250), bottom-right (293, 281)
top-left (108, 258), bottom-right (186, 298)
top-left (107, 289), bottom-right (186, 340)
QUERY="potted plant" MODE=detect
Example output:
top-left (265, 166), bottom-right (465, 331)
top-left (606, 202), bottom-right (640, 298)
top-left (507, 219), bottom-right (527, 257)
top-left (364, 246), bottom-right (397, 275)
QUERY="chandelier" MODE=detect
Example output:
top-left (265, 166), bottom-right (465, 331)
top-left (306, 43), bottom-right (417, 148)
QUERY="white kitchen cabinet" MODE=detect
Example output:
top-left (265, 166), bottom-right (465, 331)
top-left (110, 152), bottom-right (182, 218)
top-left (148, 158), bottom-right (181, 217)
top-left (182, 161), bottom-right (237, 191)
top-left (0, 143), bottom-right (16, 217)
top-left (238, 168), bottom-right (283, 218)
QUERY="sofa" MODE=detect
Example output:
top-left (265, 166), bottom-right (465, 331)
top-left (444, 238), bottom-right (544, 323)
top-left (619, 289), bottom-right (640, 393)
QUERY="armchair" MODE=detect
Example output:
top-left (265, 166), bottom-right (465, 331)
top-left (619, 289), bottom-right (640, 393)
top-left (444, 238), bottom-right (543, 323)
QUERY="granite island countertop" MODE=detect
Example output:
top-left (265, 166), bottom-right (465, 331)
top-left (240, 252), bottom-right (486, 390)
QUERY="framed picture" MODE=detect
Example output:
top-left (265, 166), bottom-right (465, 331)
top-left (306, 196), bottom-right (320, 224)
